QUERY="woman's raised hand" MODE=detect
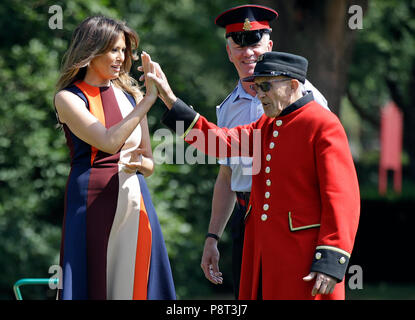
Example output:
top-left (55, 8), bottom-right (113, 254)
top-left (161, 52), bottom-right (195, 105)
top-left (140, 51), bottom-right (158, 103)
top-left (137, 54), bottom-right (177, 109)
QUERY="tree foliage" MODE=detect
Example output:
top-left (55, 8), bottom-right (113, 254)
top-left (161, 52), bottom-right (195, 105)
top-left (347, 0), bottom-right (415, 188)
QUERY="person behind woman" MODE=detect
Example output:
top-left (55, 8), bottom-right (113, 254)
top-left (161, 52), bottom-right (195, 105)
top-left (54, 16), bottom-right (175, 300)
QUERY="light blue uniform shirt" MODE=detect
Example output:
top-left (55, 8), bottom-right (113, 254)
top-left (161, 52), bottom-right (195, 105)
top-left (216, 79), bottom-right (329, 192)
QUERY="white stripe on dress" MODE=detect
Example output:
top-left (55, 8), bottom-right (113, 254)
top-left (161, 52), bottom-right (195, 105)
top-left (106, 85), bottom-right (143, 299)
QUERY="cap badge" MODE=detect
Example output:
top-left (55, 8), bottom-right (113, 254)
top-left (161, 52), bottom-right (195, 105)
top-left (243, 18), bottom-right (252, 31)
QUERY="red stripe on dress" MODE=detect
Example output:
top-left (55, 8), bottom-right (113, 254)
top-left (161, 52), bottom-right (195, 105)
top-left (99, 85), bottom-right (123, 128)
top-left (133, 196), bottom-right (152, 299)
top-left (74, 81), bottom-right (106, 166)
top-left (91, 85), bottom-right (124, 165)
top-left (85, 164), bottom-right (119, 299)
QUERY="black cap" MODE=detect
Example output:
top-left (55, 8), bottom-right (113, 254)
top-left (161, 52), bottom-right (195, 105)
top-left (242, 51), bottom-right (308, 83)
top-left (215, 5), bottom-right (278, 47)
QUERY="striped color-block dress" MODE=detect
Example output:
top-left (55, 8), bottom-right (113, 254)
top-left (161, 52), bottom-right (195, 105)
top-left (58, 80), bottom-right (175, 300)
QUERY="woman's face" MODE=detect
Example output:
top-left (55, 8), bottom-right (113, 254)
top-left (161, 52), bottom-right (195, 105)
top-left (88, 32), bottom-right (126, 82)
top-left (255, 76), bottom-right (294, 118)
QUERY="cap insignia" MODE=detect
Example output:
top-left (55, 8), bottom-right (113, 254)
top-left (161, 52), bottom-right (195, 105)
top-left (243, 18), bottom-right (252, 31)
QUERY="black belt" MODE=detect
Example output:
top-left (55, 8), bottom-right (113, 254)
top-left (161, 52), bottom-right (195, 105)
top-left (236, 192), bottom-right (251, 208)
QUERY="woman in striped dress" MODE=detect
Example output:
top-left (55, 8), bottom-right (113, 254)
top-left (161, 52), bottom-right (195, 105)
top-left (54, 16), bottom-right (175, 300)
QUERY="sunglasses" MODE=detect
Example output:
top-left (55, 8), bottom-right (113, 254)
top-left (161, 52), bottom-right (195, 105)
top-left (249, 78), bottom-right (291, 93)
top-left (226, 29), bottom-right (271, 47)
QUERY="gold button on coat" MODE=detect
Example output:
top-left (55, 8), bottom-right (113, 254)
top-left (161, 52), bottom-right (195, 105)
top-left (265, 192), bottom-right (270, 198)
top-left (261, 214), bottom-right (268, 221)
top-left (339, 257), bottom-right (347, 264)
top-left (273, 130), bottom-right (279, 137)
top-left (266, 179), bottom-right (271, 186)
top-left (276, 120), bottom-right (283, 126)
top-left (269, 142), bottom-right (275, 149)
top-left (263, 204), bottom-right (269, 211)
top-left (315, 252), bottom-right (322, 260)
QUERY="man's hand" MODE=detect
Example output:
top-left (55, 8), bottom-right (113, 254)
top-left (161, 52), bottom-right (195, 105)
top-left (303, 272), bottom-right (337, 296)
top-left (200, 238), bottom-right (223, 284)
top-left (138, 57), bottom-right (177, 109)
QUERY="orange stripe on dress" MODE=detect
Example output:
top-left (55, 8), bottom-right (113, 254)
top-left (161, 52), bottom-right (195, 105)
top-left (75, 81), bottom-right (106, 166)
top-left (133, 195), bottom-right (152, 300)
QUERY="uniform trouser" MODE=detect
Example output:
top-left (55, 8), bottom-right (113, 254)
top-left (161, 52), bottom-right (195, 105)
top-left (232, 192), bottom-right (250, 299)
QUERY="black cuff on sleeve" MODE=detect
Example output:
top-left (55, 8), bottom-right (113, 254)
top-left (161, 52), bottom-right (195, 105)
top-left (310, 247), bottom-right (350, 282)
top-left (161, 98), bottom-right (198, 136)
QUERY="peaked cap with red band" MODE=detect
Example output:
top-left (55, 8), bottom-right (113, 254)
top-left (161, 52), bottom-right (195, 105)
top-left (215, 4), bottom-right (278, 34)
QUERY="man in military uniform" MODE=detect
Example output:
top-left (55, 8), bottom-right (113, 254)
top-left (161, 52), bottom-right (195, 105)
top-left (148, 51), bottom-right (360, 299)
top-left (200, 4), bottom-right (329, 298)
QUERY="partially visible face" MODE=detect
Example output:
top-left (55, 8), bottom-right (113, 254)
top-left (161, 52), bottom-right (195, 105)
top-left (226, 33), bottom-right (273, 80)
top-left (254, 76), bottom-right (293, 118)
top-left (89, 32), bottom-right (126, 81)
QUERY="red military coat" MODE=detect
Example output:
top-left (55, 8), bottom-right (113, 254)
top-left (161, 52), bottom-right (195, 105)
top-left (162, 94), bottom-right (360, 300)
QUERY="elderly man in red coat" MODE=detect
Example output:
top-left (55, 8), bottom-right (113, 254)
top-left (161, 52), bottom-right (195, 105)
top-left (147, 51), bottom-right (360, 300)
